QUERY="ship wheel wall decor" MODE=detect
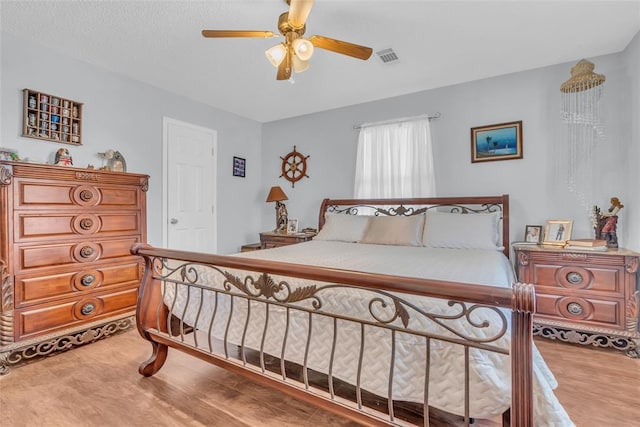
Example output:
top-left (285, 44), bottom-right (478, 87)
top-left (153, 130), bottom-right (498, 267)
top-left (280, 145), bottom-right (309, 187)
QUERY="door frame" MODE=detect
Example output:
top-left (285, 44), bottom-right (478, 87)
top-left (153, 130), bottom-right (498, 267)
top-left (162, 116), bottom-right (218, 251)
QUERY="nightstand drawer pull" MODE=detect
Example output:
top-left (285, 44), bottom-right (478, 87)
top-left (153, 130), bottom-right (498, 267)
top-left (566, 272), bottom-right (583, 285)
top-left (567, 302), bottom-right (584, 315)
top-left (80, 303), bottom-right (96, 316)
top-left (79, 190), bottom-right (94, 202)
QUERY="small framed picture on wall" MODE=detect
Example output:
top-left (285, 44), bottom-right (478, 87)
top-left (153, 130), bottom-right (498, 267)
top-left (233, 156), bottom-right (246, 178)
top-left (471, 120), bottom-right (523, 163)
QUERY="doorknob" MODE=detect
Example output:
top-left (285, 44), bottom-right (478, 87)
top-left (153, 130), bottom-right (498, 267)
top-left (170, 218), bottom-right (178, 224)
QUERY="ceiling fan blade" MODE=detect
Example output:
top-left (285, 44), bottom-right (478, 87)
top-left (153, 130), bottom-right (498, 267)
top-left (277, 51), bottom-right (292, 80)
top-left (309, 35), bottom-right (373, 60)
top-left (202, 30), bottom-right (276, 38)
top-left (288, 0), bottom-right (314, 29)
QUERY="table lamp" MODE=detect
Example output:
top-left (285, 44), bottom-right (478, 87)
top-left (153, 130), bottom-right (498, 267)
top-left (266, 186), bottom-right (288, 233)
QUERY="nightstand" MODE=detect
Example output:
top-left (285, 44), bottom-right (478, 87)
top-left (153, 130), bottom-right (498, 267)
top-left (240, 243), bottom-right (262, 253)
top-left (259, 231), bottom-right (315, 249)
top-left (513, 244), bottom-right (639, 357)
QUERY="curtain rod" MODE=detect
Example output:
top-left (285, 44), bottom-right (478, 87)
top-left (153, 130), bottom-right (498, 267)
top-left (353, 112), bottom-right (441, 130)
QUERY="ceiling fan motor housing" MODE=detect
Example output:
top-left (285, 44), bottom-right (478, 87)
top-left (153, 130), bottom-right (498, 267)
top-left (278, 12), bottom-right (305, 37)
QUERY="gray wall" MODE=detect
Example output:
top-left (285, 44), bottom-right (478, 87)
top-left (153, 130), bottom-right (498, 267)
top-left (624, 31), bottom-right (640, 250)
top-left (1, 33), bottom-right (263, 254)
top-left (262, 45), bottom-right (638, 250)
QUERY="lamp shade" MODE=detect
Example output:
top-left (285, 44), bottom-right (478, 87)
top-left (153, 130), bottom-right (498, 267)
top-left (292, 55), bottom-right (310, 73)
top-left (292, 38), bottom-right (314, 61)
top-left (265, 43), bottom-right (287, 67)
top-left (266, 186), bottom-right (288, 202)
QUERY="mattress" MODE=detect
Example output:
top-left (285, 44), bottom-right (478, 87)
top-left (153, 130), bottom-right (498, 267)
top-left (163, 240), bottom-right (574, 426)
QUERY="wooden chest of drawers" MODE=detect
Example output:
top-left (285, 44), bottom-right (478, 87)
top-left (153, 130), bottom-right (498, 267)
top-left (0, 161), bottom-right (148, 371)
top-left (514, 244), bottom-right (639, 356)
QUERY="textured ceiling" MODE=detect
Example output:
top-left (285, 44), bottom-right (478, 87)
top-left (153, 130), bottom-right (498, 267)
top-left (2, 1), bottom-right (639, 122)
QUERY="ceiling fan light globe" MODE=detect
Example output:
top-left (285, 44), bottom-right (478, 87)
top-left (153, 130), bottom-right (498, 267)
top-left (265, 43), bottom-right (287, 67)
top-left (292, 38), bottom-right (314, 61)
top-left (292, 56), bottom-right (310, 73)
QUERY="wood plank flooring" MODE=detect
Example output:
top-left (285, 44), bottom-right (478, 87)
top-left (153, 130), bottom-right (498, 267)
top-left (0, 331), bottom-right (638, 426)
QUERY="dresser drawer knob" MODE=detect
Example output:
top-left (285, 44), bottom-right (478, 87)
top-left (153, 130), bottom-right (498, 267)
top-left (566, 272), bottom-right (583, 285)
top-left (80, 303), bottom-right (96, 316)
top-left (79, 218), bottom-right (94, 230)
top-left (79, 246), bottom-right (94, 258)
top-left (567, 302), bottom-right (584, 315)
top-left (80, 274), bottom-right (95, 286)
top-left (79, 190), bottom-right (94, 202)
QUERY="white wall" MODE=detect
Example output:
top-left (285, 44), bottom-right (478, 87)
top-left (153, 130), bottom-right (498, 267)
top-left (1, 33), bottom-right (263, 254)
top-left (262, 49), bottom-right (636, 249)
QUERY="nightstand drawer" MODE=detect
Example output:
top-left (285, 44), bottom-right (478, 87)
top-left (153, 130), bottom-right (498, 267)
top-left (259, 231), bottom-right (315, 249)
top-left (535, 293), bottom-right (624, 331)
top-left (530, 263), bottom-right (623, 296)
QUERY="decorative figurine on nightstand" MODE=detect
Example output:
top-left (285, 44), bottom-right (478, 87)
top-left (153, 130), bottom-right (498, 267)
top-left (266, 186), bottom-right (289, 233)
top-left (593, 197), bottom-right (624, 248)
top-left (54, 148), bottom-right (73, 166)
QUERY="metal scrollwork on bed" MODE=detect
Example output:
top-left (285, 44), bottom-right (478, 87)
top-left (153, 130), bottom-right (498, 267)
top-left (153, 260), bottom-right (509, 347)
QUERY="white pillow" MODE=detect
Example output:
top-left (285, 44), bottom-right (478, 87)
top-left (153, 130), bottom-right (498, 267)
top-left (360, 215), bottom-right (425, 247)
top-left (314, 213), bottom-right (370, 242)
top-left (422, 211), bottom-right (502, 250)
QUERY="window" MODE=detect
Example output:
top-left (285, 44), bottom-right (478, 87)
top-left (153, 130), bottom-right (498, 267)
top-left (354, 118), bottom-right (436, 198)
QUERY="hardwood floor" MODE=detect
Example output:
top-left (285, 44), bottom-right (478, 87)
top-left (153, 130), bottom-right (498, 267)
top-left (0, 331), bottom-right (638, 426)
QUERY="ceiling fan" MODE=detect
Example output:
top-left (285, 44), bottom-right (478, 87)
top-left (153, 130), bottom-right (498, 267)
top-left (202, 0), bottom-right (373, 80)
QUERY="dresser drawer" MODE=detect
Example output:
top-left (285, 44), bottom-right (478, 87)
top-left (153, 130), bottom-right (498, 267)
top-left (15, 236), bottom-right (140, 273)
top-left (14, 261), bottom-right (142, 307)
top-left (535, 293), bottom-right (624, 331)
top-left (529, 263), bottom-right (623, 297)
top-left (14, 287), bottom-right (139, 341)
top-left (15, 212), bottom-right (141, 242)
top-left (14, 179), bottom-right (141, 210)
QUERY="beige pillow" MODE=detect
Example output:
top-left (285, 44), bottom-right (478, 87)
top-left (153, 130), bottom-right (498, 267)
top-left (360, 215), bottom-right (425, 246)
top-left (314, 213), bottom-right (370, 242)
top-left (422, 211), bottom-right (502, 250)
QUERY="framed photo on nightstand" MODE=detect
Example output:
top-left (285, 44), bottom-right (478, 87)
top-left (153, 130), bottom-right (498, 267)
top-left (523, 225), bottom-right (543, 244)
top-left (543, 220), bottom-right (573, 245)
top-left (287, 218), bottom-right (299, 234)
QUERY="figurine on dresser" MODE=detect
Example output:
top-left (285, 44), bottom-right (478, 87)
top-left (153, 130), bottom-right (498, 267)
top-left (54, 148), bottom-right (73, 166)
top-left (593, 197), bottom-right (624, 248)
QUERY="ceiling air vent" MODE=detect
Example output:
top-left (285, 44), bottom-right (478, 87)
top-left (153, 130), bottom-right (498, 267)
top-left (376, 48), bottom-right (399, 63)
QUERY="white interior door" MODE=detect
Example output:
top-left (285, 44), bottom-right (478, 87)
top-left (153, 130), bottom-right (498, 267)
top-left (163, 117), bottom-right (217, 253)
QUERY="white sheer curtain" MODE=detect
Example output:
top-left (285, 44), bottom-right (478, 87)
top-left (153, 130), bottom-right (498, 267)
top-left (354, 118), bottom-right (436, 198)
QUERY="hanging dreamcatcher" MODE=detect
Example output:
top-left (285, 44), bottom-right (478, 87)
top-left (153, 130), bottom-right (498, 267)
top-left (280, 145), bottom-right (309, 188)
top-left (560, 59), bottom-right (605, 209)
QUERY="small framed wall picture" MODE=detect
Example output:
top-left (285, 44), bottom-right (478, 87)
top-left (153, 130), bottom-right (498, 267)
top-left (543, 220), bottom-right (573, 245)
top-left (287, 218), bottom-right (299, 234)
top-left (233, 156), bottom-right (246, 177)
top-left (523, 225), bottom-right (543, 244)
top-left (471, 120), bottom-right (523, 163)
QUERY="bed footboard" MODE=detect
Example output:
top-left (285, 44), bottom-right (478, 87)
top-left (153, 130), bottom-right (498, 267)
top-left (132, 243), bottom-right (534, 426)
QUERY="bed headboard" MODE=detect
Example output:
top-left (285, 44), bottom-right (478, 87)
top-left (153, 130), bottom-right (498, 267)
top-left (318, 195), bottom-right (510, 258)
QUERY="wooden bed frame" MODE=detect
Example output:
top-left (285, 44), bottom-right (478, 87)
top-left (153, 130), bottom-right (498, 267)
top-left (132, 195), bottom-right (535, 426)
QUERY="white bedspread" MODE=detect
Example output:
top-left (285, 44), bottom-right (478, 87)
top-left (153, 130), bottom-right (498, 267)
top-left (164, 241), bottom-right (573, 426)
